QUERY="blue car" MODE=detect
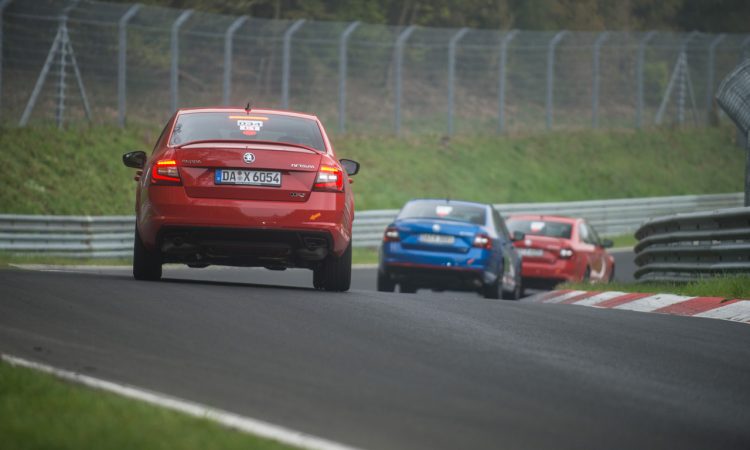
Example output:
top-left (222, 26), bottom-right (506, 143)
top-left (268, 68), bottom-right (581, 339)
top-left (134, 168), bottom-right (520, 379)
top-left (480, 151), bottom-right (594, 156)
top-left (377, 199), bottom-right (524, 299)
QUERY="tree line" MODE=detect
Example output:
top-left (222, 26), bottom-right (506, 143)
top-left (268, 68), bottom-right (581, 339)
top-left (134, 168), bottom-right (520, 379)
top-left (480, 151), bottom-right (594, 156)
top-left (116, 0), bottom-right (748, 33)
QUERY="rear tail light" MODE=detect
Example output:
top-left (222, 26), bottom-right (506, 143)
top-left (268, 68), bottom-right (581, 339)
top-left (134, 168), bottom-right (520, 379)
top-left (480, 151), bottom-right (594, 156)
top-left (383, 227), bottom-right (400, 242)
top-left (559, 248), bottom-right (574, 259)
top-left (313, 165), bottom-right (343, 192)
top-left (151, 159), bottom-right (181, 184)
top-left (473, 233), bottom-right (492, 249)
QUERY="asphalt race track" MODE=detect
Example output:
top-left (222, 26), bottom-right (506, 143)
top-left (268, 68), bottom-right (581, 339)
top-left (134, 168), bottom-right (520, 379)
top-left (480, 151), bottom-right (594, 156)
top-left (1, 250), bottom-right (749, 450)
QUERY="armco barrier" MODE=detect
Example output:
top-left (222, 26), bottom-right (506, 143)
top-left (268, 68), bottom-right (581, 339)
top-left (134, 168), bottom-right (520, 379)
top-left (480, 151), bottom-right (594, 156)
top-left (0, 193), bottom-right (743, 258)
top-left (634, 206), bottom-right (750, 282)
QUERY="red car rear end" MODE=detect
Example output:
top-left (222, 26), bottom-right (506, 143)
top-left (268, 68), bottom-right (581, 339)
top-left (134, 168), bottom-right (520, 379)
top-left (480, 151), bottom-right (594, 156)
top-left (122, 107), bottom-right (359, 291)
top-left (506, 215), bottom-right (615, 290)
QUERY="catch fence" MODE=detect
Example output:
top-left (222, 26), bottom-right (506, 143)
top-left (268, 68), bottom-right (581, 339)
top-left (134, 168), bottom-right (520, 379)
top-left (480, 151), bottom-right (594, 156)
top-left (1, 0), bottom-right (749, 134)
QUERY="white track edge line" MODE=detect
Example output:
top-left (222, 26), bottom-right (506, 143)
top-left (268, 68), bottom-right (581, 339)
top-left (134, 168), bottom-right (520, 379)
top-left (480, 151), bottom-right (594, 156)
top-left (1, 354), bottom-right (362, 450)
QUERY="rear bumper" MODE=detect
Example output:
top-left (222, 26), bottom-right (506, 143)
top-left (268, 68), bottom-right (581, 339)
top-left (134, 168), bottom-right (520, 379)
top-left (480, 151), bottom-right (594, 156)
top-left (521, 259), bottom-right (579, 283)
top-left (380, 242), bottom-right (497, 289)
top-left (138, 186), bottom-right (351, 256)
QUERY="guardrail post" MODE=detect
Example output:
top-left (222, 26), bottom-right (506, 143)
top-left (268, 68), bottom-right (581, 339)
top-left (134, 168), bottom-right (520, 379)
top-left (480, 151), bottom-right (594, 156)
top-left (0, 0), bottom-right (12, 121)
top-left (117, 4), bottom-right (141, 128)
top-left (636, 31), bottom-right (657, 129)
top-left (170, 9), bottom-right (193, 114)
top-left (223, 15), bottom-right (247, 106)
top-left (394, 25), bottom-right (415, 135)
top-left (591, 31), bottom-right (609, 129)
top-left (338, 21), bottom-right (360, 132)
top-left (281, 19), bottom-right (305, 110)
top-left (546, 30), bottom-right (567, 130)
top-left (498, 30), bottom-right (518, 133)
top-left (447, 27), bottom-right (468, 136)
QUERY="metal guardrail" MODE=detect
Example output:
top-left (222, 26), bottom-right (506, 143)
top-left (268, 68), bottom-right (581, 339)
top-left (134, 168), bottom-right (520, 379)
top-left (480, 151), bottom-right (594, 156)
top-left (633, 206), bottom-right (750, 282)
top-left (0, 193), bottom-right (744, 258)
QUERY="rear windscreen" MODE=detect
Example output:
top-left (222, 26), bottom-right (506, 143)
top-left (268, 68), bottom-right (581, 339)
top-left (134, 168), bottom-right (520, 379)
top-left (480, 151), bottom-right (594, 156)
top-left (506, 220), bottom-right (572, 239)
top-left (398, 202), bottom-right (486, 225)
top-left (169, 112), bottom-right (325, 151)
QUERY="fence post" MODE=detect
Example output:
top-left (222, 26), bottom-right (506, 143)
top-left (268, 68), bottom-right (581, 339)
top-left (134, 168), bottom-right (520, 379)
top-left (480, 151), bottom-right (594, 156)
top-left (117, 4), bottom-right (141, 128)
top-left (0, 0), bottom-right (12, 121)
top-left (447, 27), bottom-right (468, 136)
top-left (636, 31), bottom-right (657, 129)
top-left (498, 29), bottom-right (518, 133)
top-left (677, 31), bottom-right (699, 125)
top-left (546, 30), bottom-right (567, 130)
top-left (338, 21), bottom-right (360, 132)
top-left (591, 31), bottom-right (609, 128)
top-left (170, 9), bottom-right (193, 114)
top-left (223, 15), bottom-right (247, 106)
top-left (281, 19), bottom-right (305, 109)
top-left (394, 25), bottom-right (415, 135)
top-left (704, 34), bottom-right (725, 124)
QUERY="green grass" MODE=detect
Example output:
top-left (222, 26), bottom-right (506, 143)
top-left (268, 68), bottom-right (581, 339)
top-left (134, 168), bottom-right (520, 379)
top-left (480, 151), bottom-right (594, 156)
top-left (0, 361), bottom-right (297, 450)
top-left (562, 275), bottom-right (750, 299)
top-left (0, 125), bottom-right (744, 215)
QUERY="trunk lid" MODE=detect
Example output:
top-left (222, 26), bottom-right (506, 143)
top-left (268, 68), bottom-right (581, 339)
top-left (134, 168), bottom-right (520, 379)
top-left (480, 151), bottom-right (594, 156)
top-left (515, 235), bottom-right (566, 263)
top-left (176, 143), bottom-right (321, 202)
top-left (395, 219), bottom-right (482, 253)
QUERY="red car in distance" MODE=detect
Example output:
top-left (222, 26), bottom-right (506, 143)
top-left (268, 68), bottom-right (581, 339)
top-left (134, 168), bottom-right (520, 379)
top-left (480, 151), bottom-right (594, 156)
top-left (122, 107), bottom-right (360, 291)
top-left (505, 215), bottom-right (615, 290)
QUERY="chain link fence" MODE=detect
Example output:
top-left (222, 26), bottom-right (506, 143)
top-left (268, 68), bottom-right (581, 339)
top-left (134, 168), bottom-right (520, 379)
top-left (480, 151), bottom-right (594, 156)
top-left (2, 0), bottom-right (749, 134)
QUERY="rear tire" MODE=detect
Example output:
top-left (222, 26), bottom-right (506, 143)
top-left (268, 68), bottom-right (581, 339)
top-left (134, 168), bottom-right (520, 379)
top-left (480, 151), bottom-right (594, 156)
top-left (583, 267), bottom-right (591, 283)
top-left (483, 278), bottom-right (501, 300)
top-left (377, 270), bottom-right (395, 292)
top-left (502, 277), bottom-right (522, 300)
top-left (133, 227), bottom-right (162, 281)
top-left (314, 242), bottom-right (352, 292)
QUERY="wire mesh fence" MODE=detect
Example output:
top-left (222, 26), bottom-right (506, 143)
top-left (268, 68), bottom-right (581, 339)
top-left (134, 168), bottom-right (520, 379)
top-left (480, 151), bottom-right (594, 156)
top-left (1, 0), bottom-right (748, 134)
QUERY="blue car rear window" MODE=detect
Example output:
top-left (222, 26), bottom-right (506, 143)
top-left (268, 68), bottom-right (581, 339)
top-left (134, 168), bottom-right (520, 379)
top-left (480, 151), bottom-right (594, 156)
top-left (169, 112), bottom-right (325, 151)
top-left (398, 202), bottom-right (486, 225)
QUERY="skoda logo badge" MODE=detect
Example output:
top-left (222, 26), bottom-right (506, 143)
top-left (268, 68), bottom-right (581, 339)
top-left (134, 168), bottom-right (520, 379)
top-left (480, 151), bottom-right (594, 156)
top-left (432, 224), bottom-right (441, 232)
top-left (243, 152), bottom-right (255, 164)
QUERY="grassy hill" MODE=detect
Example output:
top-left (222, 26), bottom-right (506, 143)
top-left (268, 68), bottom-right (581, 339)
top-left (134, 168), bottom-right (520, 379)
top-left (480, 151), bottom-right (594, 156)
top-left (0, 125), bottom-right (744, 215)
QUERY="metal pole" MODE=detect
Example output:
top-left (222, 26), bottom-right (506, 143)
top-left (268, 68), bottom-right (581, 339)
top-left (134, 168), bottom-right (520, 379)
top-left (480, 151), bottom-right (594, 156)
top-left (19, 26), bottom-right (63, 126)
top-left (117, 4), bottom-right (141, 128)
top-left (0, 0), bottom-right (13, 121)
top-left (56, 23), bottom-right (68, 129)
top-left (338, 21), bottom-right (360, 132)
top-left (447, 27), bottom-right (468, 136)
top-left (170, 9), bottom-right (193, 114)
top-left (498, 29), bottom-right (518, 133)
top-left (394, 25), bottom-right (415, 135)
top-left (746, 130), bottom-right (750, 206)
top-left (546, 30), bottom-right (567, 130)
top-left (223, 15), bottom-right (247, 106)
top-left (281, 19), bottom-right (305, 109)
top-left (636, 31), bottom-right (657, 129)
top-left (677, 31), bottom-right (699, 125)
top-left (704, 34), bottom-right (725, 125)
top-left (591, 31), bottom-right (609, 128)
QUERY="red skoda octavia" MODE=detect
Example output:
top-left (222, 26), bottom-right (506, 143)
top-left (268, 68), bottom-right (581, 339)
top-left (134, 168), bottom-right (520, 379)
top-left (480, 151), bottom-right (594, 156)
top-left (122, 107), bottom-right (360, 291)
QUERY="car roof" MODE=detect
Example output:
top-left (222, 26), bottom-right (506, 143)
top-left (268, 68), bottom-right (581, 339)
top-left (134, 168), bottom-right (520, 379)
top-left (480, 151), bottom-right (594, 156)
top-left (506, 214), bottom-right (579, 224)
top-left (176, 107), bottom-right (319, 121)
top-left (405, 199), bottom-right (491, 209)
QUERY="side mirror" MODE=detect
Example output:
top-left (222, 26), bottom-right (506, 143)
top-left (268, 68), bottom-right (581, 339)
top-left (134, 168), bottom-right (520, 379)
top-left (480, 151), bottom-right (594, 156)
top-left (601, 239), bottom-right (614, 249)
top-left (339, 159), bottom-right (360, 176)
top-left (512, 231), bottom-right (525, 242)
top-left (123, 151), bottom-right (147, 169)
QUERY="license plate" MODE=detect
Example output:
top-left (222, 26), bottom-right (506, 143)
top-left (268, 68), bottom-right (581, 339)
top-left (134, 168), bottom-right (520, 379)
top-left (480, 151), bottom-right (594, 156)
top-left (419, 234), bottom-right (455, 245)
top-left (215, 169), bottom-right (281, 186)
top-left (518, 248), bottom-right (544, 257)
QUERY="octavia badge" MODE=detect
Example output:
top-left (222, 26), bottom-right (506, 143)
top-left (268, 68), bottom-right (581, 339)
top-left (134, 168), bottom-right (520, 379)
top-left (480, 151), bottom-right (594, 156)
top-left (243, 152), bottom-right (255, 164)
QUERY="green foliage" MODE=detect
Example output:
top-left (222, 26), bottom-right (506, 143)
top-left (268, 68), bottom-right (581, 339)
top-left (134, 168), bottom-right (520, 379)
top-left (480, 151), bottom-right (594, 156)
top-left (0, 361), bottom-right (296, 450)
top-left (112, 0), bottom-right (750, 32)
top-left (563, 275), bottom-right (750, 299)
top-left (0, 125), bottom-right (744, 215)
